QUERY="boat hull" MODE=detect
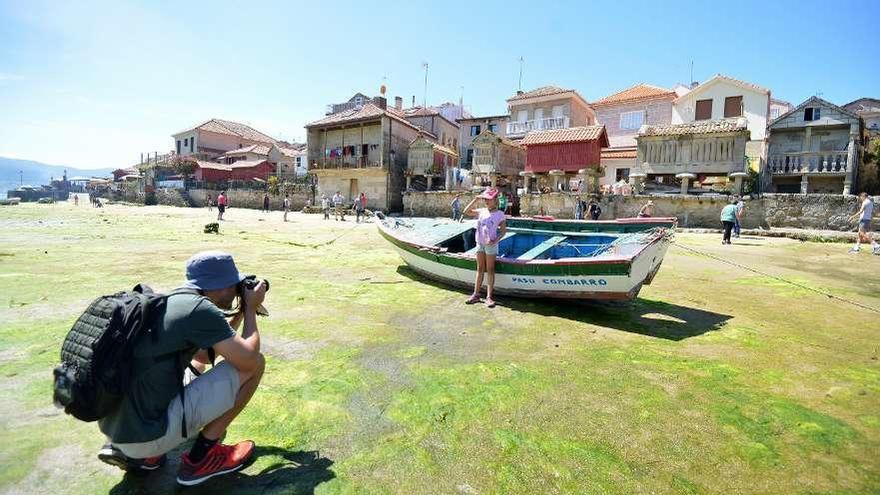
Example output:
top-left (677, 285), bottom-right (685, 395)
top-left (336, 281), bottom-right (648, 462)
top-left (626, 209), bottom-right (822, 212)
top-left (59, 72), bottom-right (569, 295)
top-left (379, 222), bottom-right (671, 301)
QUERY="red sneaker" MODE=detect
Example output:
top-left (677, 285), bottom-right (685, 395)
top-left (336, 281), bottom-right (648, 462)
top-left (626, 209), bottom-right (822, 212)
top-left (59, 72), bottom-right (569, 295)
top-left (176, 440), bottom-right (255, 486)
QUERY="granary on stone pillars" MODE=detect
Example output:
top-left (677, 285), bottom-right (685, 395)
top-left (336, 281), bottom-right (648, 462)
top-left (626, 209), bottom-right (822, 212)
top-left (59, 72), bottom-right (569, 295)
top-left (470, 130), bottom-right (525, 189)
top-left (636, 118), bottom-right (751, 194)
top-left (520, 125), bottom-right (609, 194)
top-left (406, 134), bottom-right (459, 191)
top-left (766, 96), bottom-right (862, 194)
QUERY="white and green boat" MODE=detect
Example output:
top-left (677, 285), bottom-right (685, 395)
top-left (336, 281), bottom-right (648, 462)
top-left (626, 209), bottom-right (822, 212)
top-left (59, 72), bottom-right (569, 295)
top-left (377, 215), bottom-right (676, 300)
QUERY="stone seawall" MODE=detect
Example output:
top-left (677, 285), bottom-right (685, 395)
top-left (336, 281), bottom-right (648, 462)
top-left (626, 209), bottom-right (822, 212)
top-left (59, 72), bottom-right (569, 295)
top-left (403, 191), bottom-right (871, 231)
top-left (188, 189), bottom-right (311, 211)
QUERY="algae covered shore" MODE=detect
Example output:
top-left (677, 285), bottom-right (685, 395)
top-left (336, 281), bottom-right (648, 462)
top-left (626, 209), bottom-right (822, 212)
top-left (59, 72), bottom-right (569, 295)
top-left (0, 202), bottom-right (878, 494)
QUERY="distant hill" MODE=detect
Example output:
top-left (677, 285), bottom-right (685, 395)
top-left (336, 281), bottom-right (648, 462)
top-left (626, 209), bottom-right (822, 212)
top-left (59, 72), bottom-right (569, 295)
top-left (0, 157), bottom-right (114, 198)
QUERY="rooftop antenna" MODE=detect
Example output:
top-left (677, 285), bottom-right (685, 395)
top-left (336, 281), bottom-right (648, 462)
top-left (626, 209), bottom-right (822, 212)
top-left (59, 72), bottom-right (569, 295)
top-left (421, 62), bottom-right (429, 108)
top-left (518, 56), bottom-right (524, 92)
top-left (689, 60), bottom-right (694, 86)
top-left (815, 90), bottom-right (823, 98)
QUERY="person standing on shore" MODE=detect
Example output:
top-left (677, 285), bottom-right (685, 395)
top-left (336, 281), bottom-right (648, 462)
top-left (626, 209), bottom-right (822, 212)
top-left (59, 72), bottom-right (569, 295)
top-left (588, 197), bottom-right (602, 221)
top-left (720, 199), bottom-right (737, 245)
top-left (320, 194), bottom-right (330, 220)
top-left (848, 192), bottom-right (879, 254)
top-left (733, 195), bottom-right (745, 238)
top-left (451, 194), bottom-right (462, 222)
top-left (332, 191), bottom-right (345, 221)
top-left (355, 192), bottom-right (367, 223)
top-left (261, 193), bottom-right (270, 214)
top-left (575, 195), bottom-right (584, 220)
top-left (216, 191), bottom-right (228, 221)
top-left (282, 195), bottom-right (291, 222)
top-left (463, 187), bottom-right (506, 308)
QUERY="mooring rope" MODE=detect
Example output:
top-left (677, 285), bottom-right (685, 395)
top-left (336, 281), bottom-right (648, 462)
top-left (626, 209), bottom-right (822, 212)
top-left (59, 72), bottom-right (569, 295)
top-left (672, 242), bottom-right (880, 315)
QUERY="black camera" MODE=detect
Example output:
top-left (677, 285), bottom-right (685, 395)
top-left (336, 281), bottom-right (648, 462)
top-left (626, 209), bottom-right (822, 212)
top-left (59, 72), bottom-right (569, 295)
top-left (237, 275), bottom-right (270, 316)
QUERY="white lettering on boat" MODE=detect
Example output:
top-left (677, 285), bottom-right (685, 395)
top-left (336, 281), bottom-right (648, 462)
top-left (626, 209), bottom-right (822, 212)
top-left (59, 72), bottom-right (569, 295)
top-left (511, 277), bottom-right (607, 287)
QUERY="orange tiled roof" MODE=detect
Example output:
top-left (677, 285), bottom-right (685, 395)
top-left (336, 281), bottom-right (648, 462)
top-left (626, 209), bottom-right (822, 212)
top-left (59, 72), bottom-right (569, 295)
top-left (507, 86), bottom-right (574, 102)
top-left (520, 125), bottom-right (608, 146)
top-left (306, 103), bottom-right (429, 135)
top-left (592, 83), bottom-right (675, 106)
top-left (177, 119), bottom-right (277, 144)
top-left (601, 149), bottom-right (637, 159)
top-left (221, 144), bottom-right (271, 156)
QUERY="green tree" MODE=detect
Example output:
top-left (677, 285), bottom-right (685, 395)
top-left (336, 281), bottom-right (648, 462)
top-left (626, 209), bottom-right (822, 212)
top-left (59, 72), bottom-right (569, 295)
top-left (267, 175), bottom-right (280, 196)
top-left (859, 138), bottom-right (880, 195)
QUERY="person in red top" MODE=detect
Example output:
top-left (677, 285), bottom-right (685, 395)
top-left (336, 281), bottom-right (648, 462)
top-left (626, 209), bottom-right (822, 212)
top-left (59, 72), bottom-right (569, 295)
top-left (356, 192), bottom-right (367, 223)
top-left (216, 191), bottom-right (228, 221)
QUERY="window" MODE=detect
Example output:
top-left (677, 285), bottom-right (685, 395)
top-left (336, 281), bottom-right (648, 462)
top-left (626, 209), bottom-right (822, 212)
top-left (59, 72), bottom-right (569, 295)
top-left (487, 123), bottom-right (497, 133)
top-left (804, 107), bottom-right (821, 121)
top-left (724, 96), bottom-right (743, 118)
top-left (466, 148), bottom-right (474, 166)
top-left (619, 111), bottom-right (644, 130)
top-left (190, 137), bottom-right (194, 151)
top-left (470, 125), bottom-right (481, 136)
top-left (695, 99), bottom-right (713, 120)
top-left (616, 168), bottom-right (630, 182)
top-left (534, 108), bottom-right (544, 122)
top-left (176, 140), bottom-right (181, 154)
top-left (354, 96), bottom-right (363, 106)
top-left (517, 110), bottom-right (528, 122)
top-left (770, 108), bottom-right (781, 119)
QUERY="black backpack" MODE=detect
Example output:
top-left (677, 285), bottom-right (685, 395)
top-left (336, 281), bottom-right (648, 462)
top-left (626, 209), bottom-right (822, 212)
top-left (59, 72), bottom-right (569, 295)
top-left (53, 284), bottom-right (169, 422)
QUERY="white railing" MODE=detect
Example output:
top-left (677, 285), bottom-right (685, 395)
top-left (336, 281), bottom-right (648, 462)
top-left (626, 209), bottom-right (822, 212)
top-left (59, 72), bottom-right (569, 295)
top-left (767, 151), bottom-right (849, 175)
top-left (506, 116), bottom-right (570, 136)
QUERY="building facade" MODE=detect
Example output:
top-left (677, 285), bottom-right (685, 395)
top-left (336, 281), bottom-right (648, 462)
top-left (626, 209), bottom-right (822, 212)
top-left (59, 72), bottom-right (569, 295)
top-left (844, 98), bottom-right (880, 134)
top-left (766, 97), bottom-right (862, 194)
top-left (172, 118), bottom-right (277, 161)
top-left (406, 135), bottom-right (459, 191)
top-left (306, 97), bottom-right (426, 211)
top-left (591, 83), bottom-right (677, 186)
top-left (471, 130), bottom-right (525, 188)
top-left (505, 86), bottom-right (597, 140)
top-left (268, 143), bottom-right (307, 179)
top-left (520, 126), bottom-right (609, 193)
top-left (457, 115), bottom-right (510, 169)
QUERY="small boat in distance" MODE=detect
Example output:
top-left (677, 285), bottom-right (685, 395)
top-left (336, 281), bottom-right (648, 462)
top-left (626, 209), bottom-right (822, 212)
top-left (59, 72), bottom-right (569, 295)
top-left (377, 215), bottom-right (676, 300)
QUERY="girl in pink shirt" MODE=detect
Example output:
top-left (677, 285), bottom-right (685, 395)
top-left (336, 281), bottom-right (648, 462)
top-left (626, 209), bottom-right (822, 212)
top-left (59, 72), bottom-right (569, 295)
top-left (463, 187), bottom-right (506, 308)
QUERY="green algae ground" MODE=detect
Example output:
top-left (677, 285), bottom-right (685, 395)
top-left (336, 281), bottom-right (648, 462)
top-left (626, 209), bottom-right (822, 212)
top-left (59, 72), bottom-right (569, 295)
top-left (0, 201), bottom-right (878, 494)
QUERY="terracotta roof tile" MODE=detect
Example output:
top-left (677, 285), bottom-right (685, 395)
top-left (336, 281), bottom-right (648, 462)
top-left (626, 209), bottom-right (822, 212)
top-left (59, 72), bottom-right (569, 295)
top-left (601, 148), bottom-right (637, 159)
top-left (507, 86), bottom-right (574, 102)
top-left (221, 144), bottom-right (270, 156)
top-left (520, 125), bottom-right (608, 146)
top-left (640, 118), bottom-right (748, 136)
top-left (228, 159), bottom-right (269, 169)
top-left (592, 83), bottom-right (675, 106)
top-left (306, 103), bottom-right (429, 135)
top-left (179, 119), bottom-right (276, 144)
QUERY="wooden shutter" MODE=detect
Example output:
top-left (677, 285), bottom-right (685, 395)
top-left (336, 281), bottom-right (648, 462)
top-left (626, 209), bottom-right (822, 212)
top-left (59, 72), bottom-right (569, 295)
top-left (724, 96), bottom-right (743, 117)
top-left (695, 99), bottom-right (713, 120)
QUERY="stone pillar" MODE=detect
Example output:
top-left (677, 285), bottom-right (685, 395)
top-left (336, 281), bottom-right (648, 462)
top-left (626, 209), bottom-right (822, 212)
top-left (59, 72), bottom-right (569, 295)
top-left (680, 177), bottom-right (690, 195)
top-left (800, 174), bottom-right (809, 194)
top-left (844, 136), bottom-right (856, 195)
top-left (733, 175), bottom-right (743, 194)
top-left (445, 159), bottom-right (454, 191)
top-left (426, 175), bottom-right (434, 191)
top-left (406, 176), bottom-right (412, 191)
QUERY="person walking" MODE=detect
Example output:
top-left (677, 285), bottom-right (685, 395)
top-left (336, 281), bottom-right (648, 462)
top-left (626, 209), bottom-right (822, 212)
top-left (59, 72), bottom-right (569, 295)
top-left (73, 194), bottom-right (79, 206)
top-left (282, 195), bottom-right (291, 222)
top-left (332, 191), bottom-right (345, 221)
top-left (720, 199), bottom-right (738, 245)
top-left (206, 195), bottom-right (213, 212)
top-left (733, 195), bottom-right (745, 238)
top-left (261, 193), bottom-right (270, 214)
top-left (451, 193), bottom-right (462, 222)
top-left (355, 192), bottom-right (367, 223)
top-left (463, 187), bottom-right (506, 308)
top-left (849, 192), bottom-right (879, 254)
top-left (216, 191), bottom-right (228, 221)
top-left (588, 197), bottom-right (602, 221)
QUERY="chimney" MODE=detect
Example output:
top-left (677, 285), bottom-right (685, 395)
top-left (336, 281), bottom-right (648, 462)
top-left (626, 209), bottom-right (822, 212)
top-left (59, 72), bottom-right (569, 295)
top-left (374, 96), bottom-right (387, 109)
top-left (517, 90), bottom-right (524, 96)
top-left (690, 81), bottom-right (699, 89)
top-left (395, 96), bottom-right (403, 110)
top-left (412, 95), bottom-right (416, 107)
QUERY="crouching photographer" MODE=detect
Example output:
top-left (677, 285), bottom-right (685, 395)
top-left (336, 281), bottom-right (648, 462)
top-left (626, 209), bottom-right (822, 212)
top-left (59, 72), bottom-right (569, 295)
top-left (96, 251), bottom-right (268, 486)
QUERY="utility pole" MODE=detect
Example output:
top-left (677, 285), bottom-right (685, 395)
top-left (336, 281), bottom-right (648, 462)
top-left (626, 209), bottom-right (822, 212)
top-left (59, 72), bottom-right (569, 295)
top-left (421, 62), bottom-right (429, 108)
top-left (518, 56), bottom-right (524, 92)
top-left (689, 60), bottom-right (694, 86)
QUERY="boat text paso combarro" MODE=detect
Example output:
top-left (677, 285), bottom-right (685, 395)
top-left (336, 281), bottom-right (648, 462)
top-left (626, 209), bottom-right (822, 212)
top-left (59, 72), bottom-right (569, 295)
top-left (377, 215), bottom-right (677, 300)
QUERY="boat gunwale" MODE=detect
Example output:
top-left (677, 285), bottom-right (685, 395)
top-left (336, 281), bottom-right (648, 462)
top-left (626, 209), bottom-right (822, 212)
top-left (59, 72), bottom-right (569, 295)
top-left (377, 216), bottom-right (673, 266)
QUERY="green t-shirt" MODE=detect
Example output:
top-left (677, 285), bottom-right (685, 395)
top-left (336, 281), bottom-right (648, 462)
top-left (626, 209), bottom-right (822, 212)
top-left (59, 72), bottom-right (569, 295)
top-left (499, 195), bottom-right (508, 210)
top-left (720, 204), bottom-right (738, 223)
top-left (99, 292), bottom-right (235, 443)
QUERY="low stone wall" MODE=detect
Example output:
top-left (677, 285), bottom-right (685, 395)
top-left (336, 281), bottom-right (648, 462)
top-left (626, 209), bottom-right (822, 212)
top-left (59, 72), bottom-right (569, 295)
top-left (404, 191), bottom-right (872, 231)
top-left (114, 188), bottom-right (189, 207)
top-left (188, 189), bottom-right (311, 211)
top-left (402, 190), bottom-right (479, 218)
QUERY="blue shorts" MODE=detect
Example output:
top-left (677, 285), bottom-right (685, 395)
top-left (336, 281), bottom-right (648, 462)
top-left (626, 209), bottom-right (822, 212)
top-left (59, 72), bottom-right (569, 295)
top-left (859, 219), bottom-right (872, 231)
top-left (476, 243), bottom-right (498, 256)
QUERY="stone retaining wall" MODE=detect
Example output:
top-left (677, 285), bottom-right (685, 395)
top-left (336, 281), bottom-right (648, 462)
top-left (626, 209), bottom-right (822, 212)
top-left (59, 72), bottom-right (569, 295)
top-left (188, 189), bottom-right (311, 211)
top-left (403, 191), bottom-right (872, 231)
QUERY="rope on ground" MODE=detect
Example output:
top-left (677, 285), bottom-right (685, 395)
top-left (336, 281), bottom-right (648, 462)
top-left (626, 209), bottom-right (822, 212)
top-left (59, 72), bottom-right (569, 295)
top-left (672, 242), bottom-right (880, 315)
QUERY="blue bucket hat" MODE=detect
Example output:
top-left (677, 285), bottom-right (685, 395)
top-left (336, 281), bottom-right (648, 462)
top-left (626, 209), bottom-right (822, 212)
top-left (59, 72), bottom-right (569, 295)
top-left (183, 251), bottom-right (246, 290)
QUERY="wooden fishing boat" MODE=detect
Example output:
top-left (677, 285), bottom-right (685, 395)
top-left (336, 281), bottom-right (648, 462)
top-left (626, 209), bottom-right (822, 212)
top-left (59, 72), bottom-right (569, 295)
top-left (377, 215), bottom-right (676, 300)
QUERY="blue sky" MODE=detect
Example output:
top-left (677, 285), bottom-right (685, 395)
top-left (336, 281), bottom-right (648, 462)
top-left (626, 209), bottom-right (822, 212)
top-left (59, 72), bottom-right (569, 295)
top-left (1, 0), bottom-right (877, 170)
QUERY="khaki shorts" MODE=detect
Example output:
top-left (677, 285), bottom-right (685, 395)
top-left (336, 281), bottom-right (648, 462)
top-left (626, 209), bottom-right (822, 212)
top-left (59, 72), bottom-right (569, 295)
top-left (114, 360), bottom-right (240, 459)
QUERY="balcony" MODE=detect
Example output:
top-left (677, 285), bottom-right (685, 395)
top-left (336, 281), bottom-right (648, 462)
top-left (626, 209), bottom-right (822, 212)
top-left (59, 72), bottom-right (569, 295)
top-left (506, 116), bottom-right (570, 137)
top-left (767, 151), bottom-right (849, 175)
top-left (310, 156), bottom-right (378, 170)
